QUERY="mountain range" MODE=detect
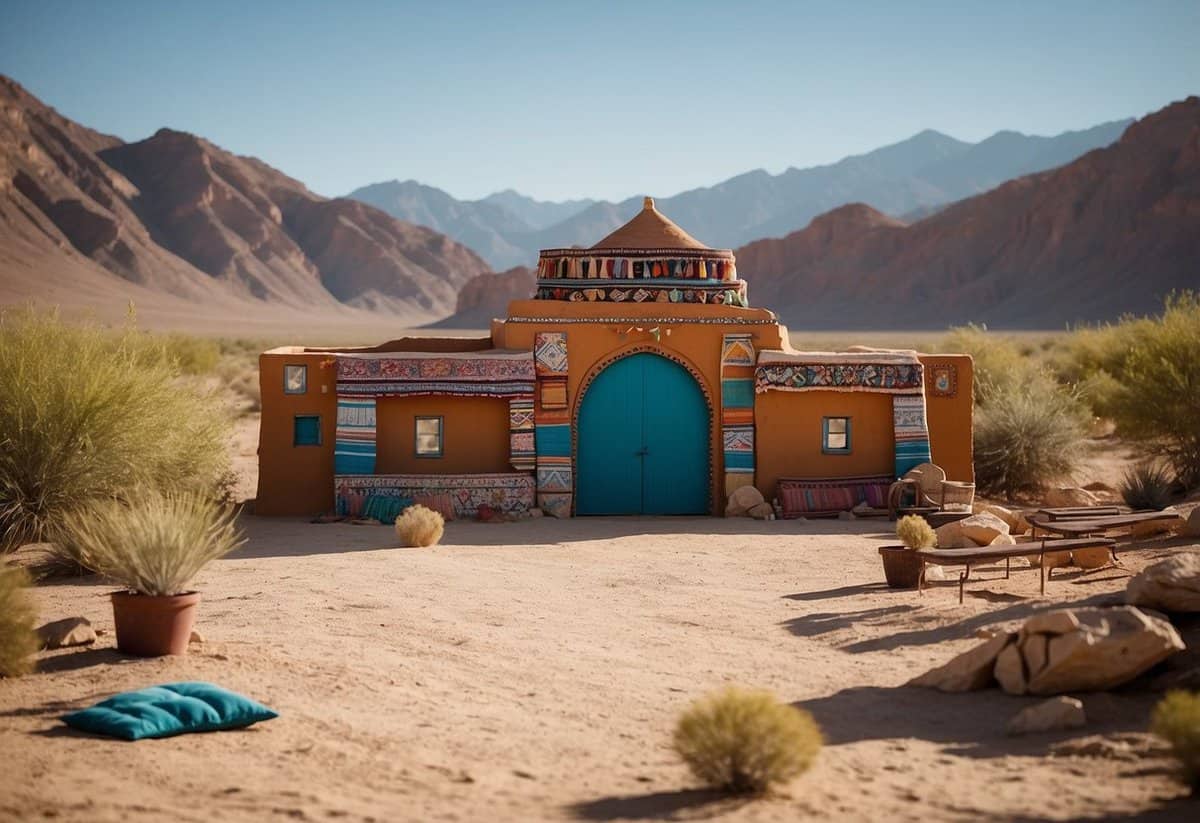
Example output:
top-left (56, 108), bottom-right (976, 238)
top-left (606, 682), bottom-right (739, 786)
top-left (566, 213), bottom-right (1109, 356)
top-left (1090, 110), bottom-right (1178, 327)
top-left (0, 75), bottom-right (488, 325)
top-left (349, 119), bottom-right (1131, 270)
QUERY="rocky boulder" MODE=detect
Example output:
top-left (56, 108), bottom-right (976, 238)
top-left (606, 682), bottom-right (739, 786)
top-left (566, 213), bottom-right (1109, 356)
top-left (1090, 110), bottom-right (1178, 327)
top-left (977, 503), bottom-right (1030, 536)
top-left (1126, 553), bottom-right (1200, 613)
top-left (1183, 507), bottom-right (1200, 538)
top-left (1004, 606), bottom-right (1184, 695)
top-left (725, 485), bottom-right (765, 517)
top-left (959, 512), bottom-right (1011, 545)
top-left (36, 617), bottom-right (97, 650)
top-left (1007, 697), bottom-right (1087, 736)
top-left (747, 502), bottom-right (774, 520)
top-left (1044, 487), bottom-right (1100, 508)
top-left (907, 633), bottom-right (1012, 692)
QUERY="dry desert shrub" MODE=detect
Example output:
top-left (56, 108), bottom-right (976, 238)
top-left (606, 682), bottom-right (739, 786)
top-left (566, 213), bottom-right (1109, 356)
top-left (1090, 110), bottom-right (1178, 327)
top-left (1120, 461), bottom-right (1176, 511)
top-left (673, 687), bottom-right (822, 794)
top-left (62, 491), bottom-right (244, 596)
top-left (973, 387), bottom-right (1086, 499)
top-left (0, 309), bottom-right (232, 554)
top-left (1151, 690), bottom-right (1200, 788)
top-left (0, 565), bottom-right (37, 677)
top-left (394, 504), bottom-right (445, 547)
top-left (896, 514), bottom-right (936, 549)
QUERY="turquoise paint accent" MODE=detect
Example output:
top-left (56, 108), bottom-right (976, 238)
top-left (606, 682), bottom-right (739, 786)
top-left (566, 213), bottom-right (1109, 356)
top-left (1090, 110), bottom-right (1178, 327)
top-left (535, 424), bottom-right (571, 457)
top-left (724, 451), bottom-right (755, 470)
top-left (721, 378), bottom-right (755, 408)
top-left (577, 353), bottom-right (708, 515)
top-left (293, 415), bottom-right (321, 446)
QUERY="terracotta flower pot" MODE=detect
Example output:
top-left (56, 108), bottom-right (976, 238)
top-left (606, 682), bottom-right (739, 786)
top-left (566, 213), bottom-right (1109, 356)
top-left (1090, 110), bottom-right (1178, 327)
top-left (878, 545), bottom-right (923, 589)
top-left (111, 591), bottom-right (200, 656)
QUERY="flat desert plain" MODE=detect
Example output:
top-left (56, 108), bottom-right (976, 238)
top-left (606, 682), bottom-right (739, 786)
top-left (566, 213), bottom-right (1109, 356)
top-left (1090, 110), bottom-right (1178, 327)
top-left (2, 514), bottom-right (1197, 822)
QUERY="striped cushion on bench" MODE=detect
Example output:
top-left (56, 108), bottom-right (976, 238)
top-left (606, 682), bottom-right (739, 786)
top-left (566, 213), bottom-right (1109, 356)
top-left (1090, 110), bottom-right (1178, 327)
top-left (778, 475), bottom-right (893, 518)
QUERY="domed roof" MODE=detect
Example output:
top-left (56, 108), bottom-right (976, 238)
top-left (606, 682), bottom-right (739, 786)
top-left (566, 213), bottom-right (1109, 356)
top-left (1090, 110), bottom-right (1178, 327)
top-left (591, 197), bottom-right (709, 251)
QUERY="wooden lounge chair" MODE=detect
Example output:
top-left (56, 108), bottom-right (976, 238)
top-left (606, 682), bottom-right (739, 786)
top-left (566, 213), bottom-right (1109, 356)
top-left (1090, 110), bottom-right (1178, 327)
top-left (887, 462), bottom-right (975, 520)
top-left (1029, 511), bottom-right (1180, 539)
top-left (915, 537), bottom-right (1117, 603)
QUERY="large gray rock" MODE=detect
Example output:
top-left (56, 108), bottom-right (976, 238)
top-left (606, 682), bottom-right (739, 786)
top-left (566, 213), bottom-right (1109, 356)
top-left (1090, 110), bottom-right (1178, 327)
top-left (1007, 606), bottom-right (1184, 695)
top-left (36, 617), bottom-right (96, 650)
top-left (907, 633), bottom-right (1012, 692)
top-left (1126, 553), bottom-right (1200, 613)
top-left (1007, 697), bottom-right (1086, 736)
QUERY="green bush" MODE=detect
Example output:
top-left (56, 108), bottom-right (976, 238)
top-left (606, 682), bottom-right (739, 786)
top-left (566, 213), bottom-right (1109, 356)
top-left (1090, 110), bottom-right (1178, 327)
top-left (0, 309), bottom-right (232, 553)
top-left (673, 687), bottom-right (822, 794)
top-left (939, 324), bottom-right (1029, 405)
top-left (155, 333), bottom-right (221, 375)
top-left (1120, 462), bottom-right (1175, 511)
top-left (61, 491), bottom-right (244, 596)
top-left (973, 382), bottom-right (1087, 499)
top-left (896, 515), bottom-right (936, 549)
top-left (0, 566), bottom-right (37, 677)
top-left (1105, 293), bottom-right (1200, 489)
top-left (1151, 690), bottom-right (1200, 788)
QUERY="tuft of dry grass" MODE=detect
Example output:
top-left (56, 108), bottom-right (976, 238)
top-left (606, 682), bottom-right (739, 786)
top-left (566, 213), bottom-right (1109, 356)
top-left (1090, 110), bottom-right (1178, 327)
top-left (1151, 690), bottom-right (1200, 788)
top-left (0, 565), bottom-right (37, 677)
top-left (60, 491), bottom-right (244, 596)
top-left (394, 505), bottom-right (445, 547)
top-left (896, 515), bottom-right (936, 549)
top-left (673, 687), bottom-right (822, 795)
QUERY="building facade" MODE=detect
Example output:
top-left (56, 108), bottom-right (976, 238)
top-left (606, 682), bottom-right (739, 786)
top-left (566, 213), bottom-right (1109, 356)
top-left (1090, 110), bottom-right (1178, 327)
top-left (257, 198), bottom-right (973, 518)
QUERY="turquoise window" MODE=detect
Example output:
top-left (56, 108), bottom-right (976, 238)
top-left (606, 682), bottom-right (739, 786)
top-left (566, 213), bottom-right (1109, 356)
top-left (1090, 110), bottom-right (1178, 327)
top-left (822, 417), bottom-right (851, 454)
top-left (293, 415), bottom-right (321, 446)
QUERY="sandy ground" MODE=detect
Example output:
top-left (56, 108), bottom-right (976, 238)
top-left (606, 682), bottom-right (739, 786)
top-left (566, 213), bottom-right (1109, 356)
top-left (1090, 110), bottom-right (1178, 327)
top-left (2, 510), bottom-right (1198, 822)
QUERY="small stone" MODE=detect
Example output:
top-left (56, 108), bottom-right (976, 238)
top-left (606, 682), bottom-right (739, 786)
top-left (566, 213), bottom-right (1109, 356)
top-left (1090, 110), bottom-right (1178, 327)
top-left (1007, 697), bottom-right (1086, 736)
top-left (1126, 553), bottom-right (1200, 612)
top-left (189, 630), bottom-right (205, 644)
top-left (935, 519), bottom-right (969, 549)
top-left (725, 485), bottom-right (765, 517)
top-left (1072, 546), bottom-right (1114, 570)
top-left (36, 617), bottom-right (96, 650)
top-left (747, 502), bottom-right (774, 520)
top-left (924, 564), bottom-right (946, 582)
top-left (959, 512), bottom-right (1010, 546)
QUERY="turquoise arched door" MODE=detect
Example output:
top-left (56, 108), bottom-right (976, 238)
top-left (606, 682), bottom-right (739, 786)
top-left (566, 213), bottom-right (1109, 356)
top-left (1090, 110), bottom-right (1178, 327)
top-left (576, 353), bottom-right (709, 515)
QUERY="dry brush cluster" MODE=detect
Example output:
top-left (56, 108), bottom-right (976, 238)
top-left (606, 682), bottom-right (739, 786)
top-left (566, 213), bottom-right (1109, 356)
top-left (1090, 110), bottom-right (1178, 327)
top-left (394, 504), bottom-right (445, 548)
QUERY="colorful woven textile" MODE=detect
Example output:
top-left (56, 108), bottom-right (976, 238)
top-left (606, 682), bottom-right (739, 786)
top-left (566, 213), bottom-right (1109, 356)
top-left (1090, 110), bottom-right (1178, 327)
top-left (335, 350), bottom-right (534, 399)
top-left (534, 332), bottom-right (568, 375)
top-left (893, 394), bottom-right (933, 476)
top-left (534, 281), bottom-right (748, 307)
top-left (335, 474), bottom-right (534, 518)
top-left (509, 398), bottom-right (536, 471)
top-left (334, 397), bottom-right (376, 475)
top-left (777, 475), bottom-right (893, 518)
top-left (755, 350), bottom-right (924, 395)
top-left (721, 334), bottom-right (756, 487)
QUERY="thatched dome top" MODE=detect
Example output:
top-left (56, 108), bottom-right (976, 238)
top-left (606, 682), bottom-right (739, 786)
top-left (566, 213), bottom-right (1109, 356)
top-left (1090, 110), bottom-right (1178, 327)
top-left (591, 197), bottom-right (709, 251)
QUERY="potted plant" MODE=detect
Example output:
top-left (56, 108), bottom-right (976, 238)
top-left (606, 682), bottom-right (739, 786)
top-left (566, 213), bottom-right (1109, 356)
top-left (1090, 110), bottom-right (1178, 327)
top-left (64, 491), bottom-right (244, 656)
top-left (879, 514), bottom-right (935, 588)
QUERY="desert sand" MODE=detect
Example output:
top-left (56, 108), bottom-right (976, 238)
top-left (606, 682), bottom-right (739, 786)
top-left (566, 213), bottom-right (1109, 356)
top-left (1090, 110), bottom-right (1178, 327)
top-left (2, 506), bottom-right (1197, 821)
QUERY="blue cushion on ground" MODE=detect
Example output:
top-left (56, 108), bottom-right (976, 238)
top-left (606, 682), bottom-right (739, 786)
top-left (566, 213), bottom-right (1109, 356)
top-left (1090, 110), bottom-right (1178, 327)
top-left (62, 682), bottom-right (277, 740)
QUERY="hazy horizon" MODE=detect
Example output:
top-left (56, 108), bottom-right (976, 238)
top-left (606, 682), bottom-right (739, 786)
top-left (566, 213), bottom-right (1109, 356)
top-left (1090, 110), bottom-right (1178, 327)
top-left (2, 0), bottom-right (1197, 202)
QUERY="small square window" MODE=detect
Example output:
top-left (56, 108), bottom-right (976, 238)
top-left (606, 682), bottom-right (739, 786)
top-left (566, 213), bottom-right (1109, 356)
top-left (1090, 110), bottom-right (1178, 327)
top-left (284, 364), bottom-right (307, 394)
top-left (415, 416), bottom-right (443, 457)
top-left (294, 414), bottom-right (321, 446)
top-left (823, 416), bottom-right (851, 454)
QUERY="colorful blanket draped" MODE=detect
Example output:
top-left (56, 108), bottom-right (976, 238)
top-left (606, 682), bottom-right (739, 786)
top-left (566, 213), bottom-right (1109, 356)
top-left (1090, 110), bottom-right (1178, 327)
top-left (335, 350), bottom-right (535, 398)
top-left (335, 397), bottom-right (376, 475)
top-left (754, 349), bottom-right (931, 478)
top-left (335, 473), bottom-right (535, 519)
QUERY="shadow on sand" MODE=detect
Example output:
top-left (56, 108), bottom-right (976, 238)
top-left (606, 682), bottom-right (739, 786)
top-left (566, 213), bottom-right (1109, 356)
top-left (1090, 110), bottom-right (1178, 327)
top-left (567, 788), bottom-right (745, 821)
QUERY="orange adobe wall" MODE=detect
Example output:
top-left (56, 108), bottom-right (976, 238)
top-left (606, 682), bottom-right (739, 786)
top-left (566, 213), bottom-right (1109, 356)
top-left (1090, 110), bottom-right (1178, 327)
top-left (374, 395), bottom-right (511, 475)
top-left (921, 354), bottom-right (975, 483)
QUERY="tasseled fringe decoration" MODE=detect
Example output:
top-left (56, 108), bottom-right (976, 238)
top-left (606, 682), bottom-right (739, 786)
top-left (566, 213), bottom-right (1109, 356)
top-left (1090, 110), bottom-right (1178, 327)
top-left (699, 260), bottom-right (708, 279)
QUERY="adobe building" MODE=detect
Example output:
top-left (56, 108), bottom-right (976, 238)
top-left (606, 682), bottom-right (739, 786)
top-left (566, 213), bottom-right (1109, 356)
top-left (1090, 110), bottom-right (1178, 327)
top-left (257, 198), bottom-right (973, 518)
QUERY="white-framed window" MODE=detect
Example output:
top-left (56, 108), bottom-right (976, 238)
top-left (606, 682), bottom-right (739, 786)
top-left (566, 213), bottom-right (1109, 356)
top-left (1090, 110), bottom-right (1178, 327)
top-left (415, 416), bottom-right (443, 458)
top-left (284, 364), bottom-right (307, 394)
top-left (822, 416), bottom-right (851, 454)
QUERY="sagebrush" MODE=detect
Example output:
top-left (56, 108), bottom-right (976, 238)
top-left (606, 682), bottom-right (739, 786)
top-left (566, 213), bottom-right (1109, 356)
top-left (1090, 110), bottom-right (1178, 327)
top-left (1104, 293), bottom-right (1200, 489)
top-left (0, 566), bottom-right (37, 677)
top-left (673, 687), bottom-right (822, 794)
top-left (394, 505), bottom-right (445, 547)
top-left (0, 309), bottom-right (232, 553)
top-left (1151, 690), bottom-right (1200, 788)
top-left (973, 383), bottom-right (1086, 498)
top-left (896, 515), bottom-right (936, 549)
top-left (61, 491), bottom-right (244, 596)
top-left (1120, 462), bottom-right (1175, 511)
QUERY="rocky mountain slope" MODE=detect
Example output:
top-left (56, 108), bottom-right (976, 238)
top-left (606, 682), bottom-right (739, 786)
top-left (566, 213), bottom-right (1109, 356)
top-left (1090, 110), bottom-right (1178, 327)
top-left (0, 76), bottom-right (489, 322)
top-left (431, 266), bottom-right (535, 328)
top-left (350, 120), bottom-right (1130, 269)
top-left (737, 97), bottom-right (1200, 328)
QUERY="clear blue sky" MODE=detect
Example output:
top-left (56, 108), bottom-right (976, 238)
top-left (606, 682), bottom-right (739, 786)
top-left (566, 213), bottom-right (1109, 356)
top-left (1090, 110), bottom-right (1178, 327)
top-left (2, 1), bottom-right (1197, 202)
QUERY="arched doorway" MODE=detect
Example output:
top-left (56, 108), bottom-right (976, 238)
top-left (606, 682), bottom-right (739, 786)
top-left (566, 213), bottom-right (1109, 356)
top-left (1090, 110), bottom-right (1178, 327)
top-left (576, 352), bottom-right (709, 515)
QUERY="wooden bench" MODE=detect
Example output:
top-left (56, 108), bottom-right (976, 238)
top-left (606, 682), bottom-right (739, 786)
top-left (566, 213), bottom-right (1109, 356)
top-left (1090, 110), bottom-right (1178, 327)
top-left (915, 537), bottom-right (1117, 603)
top-left (1034, 506), bottom-right (1122, 521)
top-left (1029, 511), bottom-right (1180, 539)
